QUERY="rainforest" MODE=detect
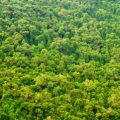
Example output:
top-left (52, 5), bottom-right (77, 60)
top-left (0, 0), bottom-right (120, 120)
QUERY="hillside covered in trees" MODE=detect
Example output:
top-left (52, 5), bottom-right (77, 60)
top-left (0, 0), bottom-right (120, 119)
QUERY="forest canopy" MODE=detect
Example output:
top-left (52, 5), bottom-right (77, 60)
top-left (0, 0), bottom-right (120, 120)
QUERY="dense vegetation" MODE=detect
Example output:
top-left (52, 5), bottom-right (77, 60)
top-left (0, 0), bottom-right (120, 119)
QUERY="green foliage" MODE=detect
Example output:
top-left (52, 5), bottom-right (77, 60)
top-left (0, 0), bottom-right (120, 119)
